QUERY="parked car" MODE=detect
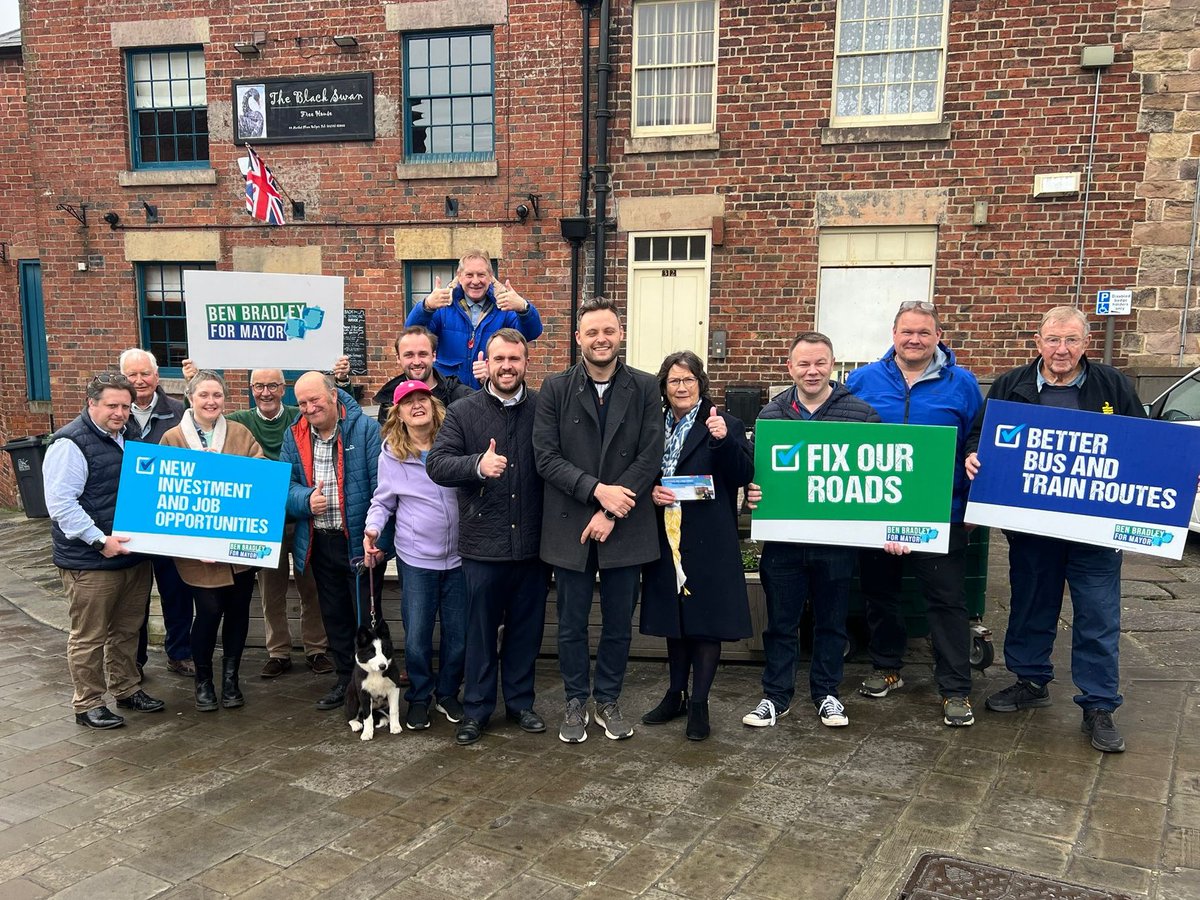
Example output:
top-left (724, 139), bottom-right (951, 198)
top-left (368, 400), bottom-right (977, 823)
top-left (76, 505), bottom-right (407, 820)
top-left (1146, 367), bottom-right (1200, 531)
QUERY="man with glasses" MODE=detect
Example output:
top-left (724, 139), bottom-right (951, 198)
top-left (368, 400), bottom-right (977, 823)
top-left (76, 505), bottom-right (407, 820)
top-left (183, 359), bottom-right (350, 678)
top-left (846, 300), bottom-right (983, 727)
top-left (964, 306), bottom-right (1143, 752)
top-left (44, 373), bottom-right (166, 728)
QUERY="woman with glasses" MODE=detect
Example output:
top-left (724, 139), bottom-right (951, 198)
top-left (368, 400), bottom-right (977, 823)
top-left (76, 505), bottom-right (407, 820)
top-left (160, 370), bottom-right (266, 712)
top-left (639, 351), bottom-right (754, 740)
top-left (363, 380), bottom-right (466, 731)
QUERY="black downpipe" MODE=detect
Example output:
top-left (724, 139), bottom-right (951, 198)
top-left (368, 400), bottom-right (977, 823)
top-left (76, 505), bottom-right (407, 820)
top-left (570, 0), bottom-right (594, 366)
top-left (592, 0), bottom-right (612, 300)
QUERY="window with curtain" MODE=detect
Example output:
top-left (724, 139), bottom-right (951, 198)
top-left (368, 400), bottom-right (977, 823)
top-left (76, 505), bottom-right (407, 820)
top-left (632, 0), bottom-right (717, 136)
top-left (832, 0), bottom-right (947, 126)
top-left (127, 47), bottom-right (209, 168)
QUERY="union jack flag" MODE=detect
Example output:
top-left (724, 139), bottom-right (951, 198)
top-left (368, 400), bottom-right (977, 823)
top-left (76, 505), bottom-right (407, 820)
top-left (244, 145), bottom-right (285, 226)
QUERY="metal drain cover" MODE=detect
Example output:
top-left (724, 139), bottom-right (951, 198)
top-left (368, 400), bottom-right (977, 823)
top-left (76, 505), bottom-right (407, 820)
top-left (898, 853), bottom-right (1135, 900)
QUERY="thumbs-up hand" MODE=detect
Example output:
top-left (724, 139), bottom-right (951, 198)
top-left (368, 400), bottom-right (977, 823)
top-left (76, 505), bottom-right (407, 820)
top-left (309, 479), bottom-right (329, 515)
top-left (479, 438), bottom-right (508, 479)
top-left (423, 275), bottom-right (452, 312)
top-left (705, 405), bottom-right (727, 441)
top-left (494, 279), bottom-right (529, 314)
top-left (472, 350), bottom-right (488, 385)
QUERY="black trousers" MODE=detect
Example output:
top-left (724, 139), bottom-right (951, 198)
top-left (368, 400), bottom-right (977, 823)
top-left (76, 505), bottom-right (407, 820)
top-left (190, 569), bottom-right (257, 672)
top-left (309, 529), bottom-right (385, 685)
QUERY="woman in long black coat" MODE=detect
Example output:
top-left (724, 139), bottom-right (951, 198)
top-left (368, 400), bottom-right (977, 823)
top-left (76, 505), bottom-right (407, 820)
top-left (639, 350), bottom-right (754, 740)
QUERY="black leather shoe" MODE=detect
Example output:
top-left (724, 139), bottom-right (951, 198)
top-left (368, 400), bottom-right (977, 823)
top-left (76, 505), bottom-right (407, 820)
top-left (116, 689), bottom-right (165, 713)
top-left (195, 679), bottom-right (218, 712)
top-left (221, 657), bottom-right (244, 709)
top-left (75, 706), bottom-right (125, 729)
top-left (506, 708), bottom-right (547, 733)
top-left (642, 690), bottom-right (688, 725)
top-left (316, 682), bottom-right (348, 710)
top-left (686, 700), bottom-right (710, 741)
top-left (456, 718), bottom-right (484, 745)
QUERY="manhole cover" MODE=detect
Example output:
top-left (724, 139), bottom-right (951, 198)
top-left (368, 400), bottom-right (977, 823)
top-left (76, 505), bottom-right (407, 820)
top-left (898, 853), bottom-right (1136, 899)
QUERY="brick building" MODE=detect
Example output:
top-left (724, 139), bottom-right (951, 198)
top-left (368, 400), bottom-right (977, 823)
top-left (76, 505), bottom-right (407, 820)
top-left (0, 0), bottom-right (1181, 507)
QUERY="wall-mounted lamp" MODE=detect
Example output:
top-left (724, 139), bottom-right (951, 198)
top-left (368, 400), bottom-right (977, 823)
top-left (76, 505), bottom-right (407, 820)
top-left (234, 31), bottom-right (267, 56)
top-left (102, 212), bottom-right (121, 229)
top-left (515, 203), bottom-right (530, 222)
top-left (445, 196), bottom-right (459, 217)
top-left (332, 35), bottom-right (359, 48)
top-left (142, 201), bottom-right (159, 224)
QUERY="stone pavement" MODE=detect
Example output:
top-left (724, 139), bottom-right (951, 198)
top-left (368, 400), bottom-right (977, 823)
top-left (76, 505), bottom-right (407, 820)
top-left (0, 509), bottom-right (1198, 899)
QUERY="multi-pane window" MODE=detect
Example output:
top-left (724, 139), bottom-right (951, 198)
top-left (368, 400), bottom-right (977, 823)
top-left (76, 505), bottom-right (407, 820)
top-left (404, 31), bottom-right (495, 161)
top-left (138, 263), bottom-right (215, 374)
top-left (832, 0), bottom-right (947, 126)
top-left (405, 261), bottom-right (458, 315)
top-left (127, 47), bottom-right (209, 168)
top-left (632, 0), bottom-right (717, 135)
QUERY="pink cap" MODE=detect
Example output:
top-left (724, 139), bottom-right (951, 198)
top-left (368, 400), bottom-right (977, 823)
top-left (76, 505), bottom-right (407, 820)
top-left (393, 379), bottom-right (433, 405)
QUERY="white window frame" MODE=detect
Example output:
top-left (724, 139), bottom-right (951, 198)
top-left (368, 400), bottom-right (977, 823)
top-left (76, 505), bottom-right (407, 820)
top-left (631, 0), bottom-right (718, 137)
top-left (831, 0), bottom-right (949, 127)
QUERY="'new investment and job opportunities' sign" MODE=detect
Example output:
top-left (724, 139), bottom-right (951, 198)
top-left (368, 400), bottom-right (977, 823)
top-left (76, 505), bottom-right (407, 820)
top-left (113, 443), bottom-right (289, 567)
top-left (965, 400), bottom-right (1200, 559)
top-left (751, 420), bottom-right (958, 553)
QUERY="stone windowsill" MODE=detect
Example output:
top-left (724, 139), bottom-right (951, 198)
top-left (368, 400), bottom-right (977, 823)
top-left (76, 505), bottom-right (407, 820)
top-left (119, 169), bottom-right (219, 187)
top-left (27, 401), bottom-right (52, 415)
top-left (395, 160), bottom-right (498, 180)
top-left (820, 122), bottom-right (952, 145)
top-left (624, 133), bottom-right (721, 155)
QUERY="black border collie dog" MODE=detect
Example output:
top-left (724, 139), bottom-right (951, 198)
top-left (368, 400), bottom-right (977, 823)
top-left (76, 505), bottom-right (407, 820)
top-left (347, 621), bottom-right (403, 741)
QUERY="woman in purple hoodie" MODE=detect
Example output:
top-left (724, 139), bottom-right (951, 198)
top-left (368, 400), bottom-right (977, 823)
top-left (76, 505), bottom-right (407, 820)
top-left (364, 380), bottom-right (465, 731)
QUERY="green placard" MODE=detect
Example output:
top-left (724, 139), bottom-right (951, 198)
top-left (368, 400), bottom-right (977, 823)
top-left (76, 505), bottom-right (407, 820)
top-left (750, 419), bottom-right (957, 552)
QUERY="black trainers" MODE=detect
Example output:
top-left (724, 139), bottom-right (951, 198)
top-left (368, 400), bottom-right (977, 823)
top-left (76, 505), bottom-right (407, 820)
top-left (985, 679), bottom-right (1051, 712)
top-left (1082, 709), bottom-right (1125, 753)
top-left (406, 701), bottom-right (431, 730)
top-left (434, 695), bottom-right (464, 724)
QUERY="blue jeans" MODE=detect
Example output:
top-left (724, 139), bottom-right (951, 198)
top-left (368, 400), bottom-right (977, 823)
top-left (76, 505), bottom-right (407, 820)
top-left (399, 560), bottom-right (467, 705)
top-left (554, 555), bottom-right (640, 705)
top-left (759, 542), bottom-right (855, 707)
top-left (1004, 532), bottom-right (1123, 710)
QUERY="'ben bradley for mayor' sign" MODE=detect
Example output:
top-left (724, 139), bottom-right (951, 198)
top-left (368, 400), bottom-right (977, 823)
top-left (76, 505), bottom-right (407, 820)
top-left (233, 74), bottom-right (375, 144)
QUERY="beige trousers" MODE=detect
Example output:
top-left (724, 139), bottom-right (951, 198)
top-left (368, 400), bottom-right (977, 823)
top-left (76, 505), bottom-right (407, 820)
top-left (259, 526), bottom-right (327, 657)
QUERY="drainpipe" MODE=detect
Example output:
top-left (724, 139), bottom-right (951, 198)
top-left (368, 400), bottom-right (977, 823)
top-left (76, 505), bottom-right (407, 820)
top-left (567, 0), bottom-right (596, 366)
top-left (1178, 160), bottom-right (1200, 364)
top-left (592, 0), bottom-right (612, 299)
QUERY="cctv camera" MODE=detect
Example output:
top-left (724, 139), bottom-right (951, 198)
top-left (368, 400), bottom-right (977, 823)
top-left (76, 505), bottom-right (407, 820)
top-left (515, 203), bottom-right (530, 222)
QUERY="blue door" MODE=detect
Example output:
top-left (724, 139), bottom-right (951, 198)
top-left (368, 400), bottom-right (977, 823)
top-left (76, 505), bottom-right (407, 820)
top-left (18, 261), bottom-right (50, 402)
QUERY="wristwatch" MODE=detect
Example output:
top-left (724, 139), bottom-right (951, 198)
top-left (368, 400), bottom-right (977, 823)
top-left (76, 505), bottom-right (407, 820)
top-left (90, 537), bottom-right (107, 552)
top-left (602, 509), bottom-right (618, 521)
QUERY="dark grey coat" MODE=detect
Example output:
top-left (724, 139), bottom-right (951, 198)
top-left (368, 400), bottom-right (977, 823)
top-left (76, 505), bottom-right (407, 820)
top-left (533, 362), bottom-right (665, 571)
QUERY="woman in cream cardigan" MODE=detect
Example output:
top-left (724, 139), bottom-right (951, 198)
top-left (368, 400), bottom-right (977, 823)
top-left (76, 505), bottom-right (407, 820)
top-left (161, 370), bottom-right (265, 711)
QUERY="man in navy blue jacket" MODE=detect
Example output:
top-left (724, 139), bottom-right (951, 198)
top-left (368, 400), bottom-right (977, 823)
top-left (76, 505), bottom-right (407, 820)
top-left (846, 301), bottom-right (982, 728)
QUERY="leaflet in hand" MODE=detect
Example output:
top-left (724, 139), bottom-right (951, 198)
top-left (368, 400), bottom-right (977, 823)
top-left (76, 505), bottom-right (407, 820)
top-left (662, 475), bottom-right (715, 501)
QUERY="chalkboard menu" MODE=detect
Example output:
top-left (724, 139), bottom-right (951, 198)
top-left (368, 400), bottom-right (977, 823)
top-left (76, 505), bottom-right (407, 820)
top-left (343, 308), bottom-right (368, 376)
top-left (233, 74), bottom-right (375, 145)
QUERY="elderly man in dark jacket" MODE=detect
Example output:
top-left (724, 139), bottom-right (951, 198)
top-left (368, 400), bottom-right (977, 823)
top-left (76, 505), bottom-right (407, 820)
top-left (743, 333), bottom-right (881, 731)
top-left (427, 329), bottom-right (547, 745)
top-left (119, 348), bottom-right (195, 679)
top-left (281, 374), bottom-right (388, 711)
top-left (533, 298), bottom-right (665, 743)
top-left (965, 306), bottom-right (1143, 753)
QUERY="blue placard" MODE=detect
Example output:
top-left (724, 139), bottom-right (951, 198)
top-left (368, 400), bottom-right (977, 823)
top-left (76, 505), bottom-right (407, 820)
top-left (965, 399), bottom-right (1200, 558)
top-left (112, 442), bottom-right (289, 567)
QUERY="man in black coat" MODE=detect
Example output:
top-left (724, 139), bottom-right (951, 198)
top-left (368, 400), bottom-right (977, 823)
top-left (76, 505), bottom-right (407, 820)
top-left (533, 298), bottom-right (665, 743)
top-left (427, 329), bottom-right (548, 745)
top-left (964, 306), bottom-right (1143, 753)
top-left (743, 333), bottom-right (880, 730)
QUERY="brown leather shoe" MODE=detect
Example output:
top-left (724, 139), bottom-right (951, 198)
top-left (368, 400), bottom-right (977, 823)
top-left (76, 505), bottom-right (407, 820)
top-left (306, 653), bottom-right (334, 675)
top-left (167, 658), bottom-right (196, 677)
top-left (261, 657), bottom-right (292, 678)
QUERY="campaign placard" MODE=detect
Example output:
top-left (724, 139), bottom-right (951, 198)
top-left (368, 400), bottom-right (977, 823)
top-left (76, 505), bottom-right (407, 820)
top-left (113, 442), bottom-right (289, 567)
top-left (750, 420), bottom-right (957, 552)
top-left (965, 399), bottom-right (1200, 558)
top-left (184, 270), bottom-right (345, 370)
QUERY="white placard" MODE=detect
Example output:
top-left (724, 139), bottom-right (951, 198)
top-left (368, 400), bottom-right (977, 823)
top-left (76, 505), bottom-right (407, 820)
top-left (184, 270), bottom-right (345, 370)
top-left (1095, 289), bottom-right (1132, 316)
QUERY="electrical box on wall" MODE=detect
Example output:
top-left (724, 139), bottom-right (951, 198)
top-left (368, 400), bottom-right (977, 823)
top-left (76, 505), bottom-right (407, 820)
top-left (1033, 173), bottom-right (1081, 197)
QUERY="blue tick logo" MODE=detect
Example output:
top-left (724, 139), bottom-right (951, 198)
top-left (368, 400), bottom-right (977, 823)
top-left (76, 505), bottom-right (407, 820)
top-left (994, 423), bottom-right (1026, 449)
top-left (772, 442), bottom-right (805, 472)
top-left (135, 457), bottom-right (156, 475)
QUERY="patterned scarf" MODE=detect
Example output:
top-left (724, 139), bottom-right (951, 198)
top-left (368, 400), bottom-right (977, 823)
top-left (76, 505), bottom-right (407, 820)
top-left (662, 403), bottom-right (700, 595)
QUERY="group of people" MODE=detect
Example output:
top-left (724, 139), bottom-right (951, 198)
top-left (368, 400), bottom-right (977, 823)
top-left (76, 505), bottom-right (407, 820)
top-left (44, 248), bottom-right (1139, 754)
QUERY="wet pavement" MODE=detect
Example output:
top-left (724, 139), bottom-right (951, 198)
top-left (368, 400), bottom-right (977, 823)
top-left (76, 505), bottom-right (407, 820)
top-left (0, 509), bottom-right (1198, 899)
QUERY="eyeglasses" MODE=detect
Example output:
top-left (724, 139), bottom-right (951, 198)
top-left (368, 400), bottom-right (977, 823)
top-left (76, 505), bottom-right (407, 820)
top-left (251, 382), bottom-right (284, 393)
top-left (667, 377), bottom-right (698, 388)
top-left (1040, 336), bottom-right (1083, 349)
top-left (897, 300), bottom-right (937, 314)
